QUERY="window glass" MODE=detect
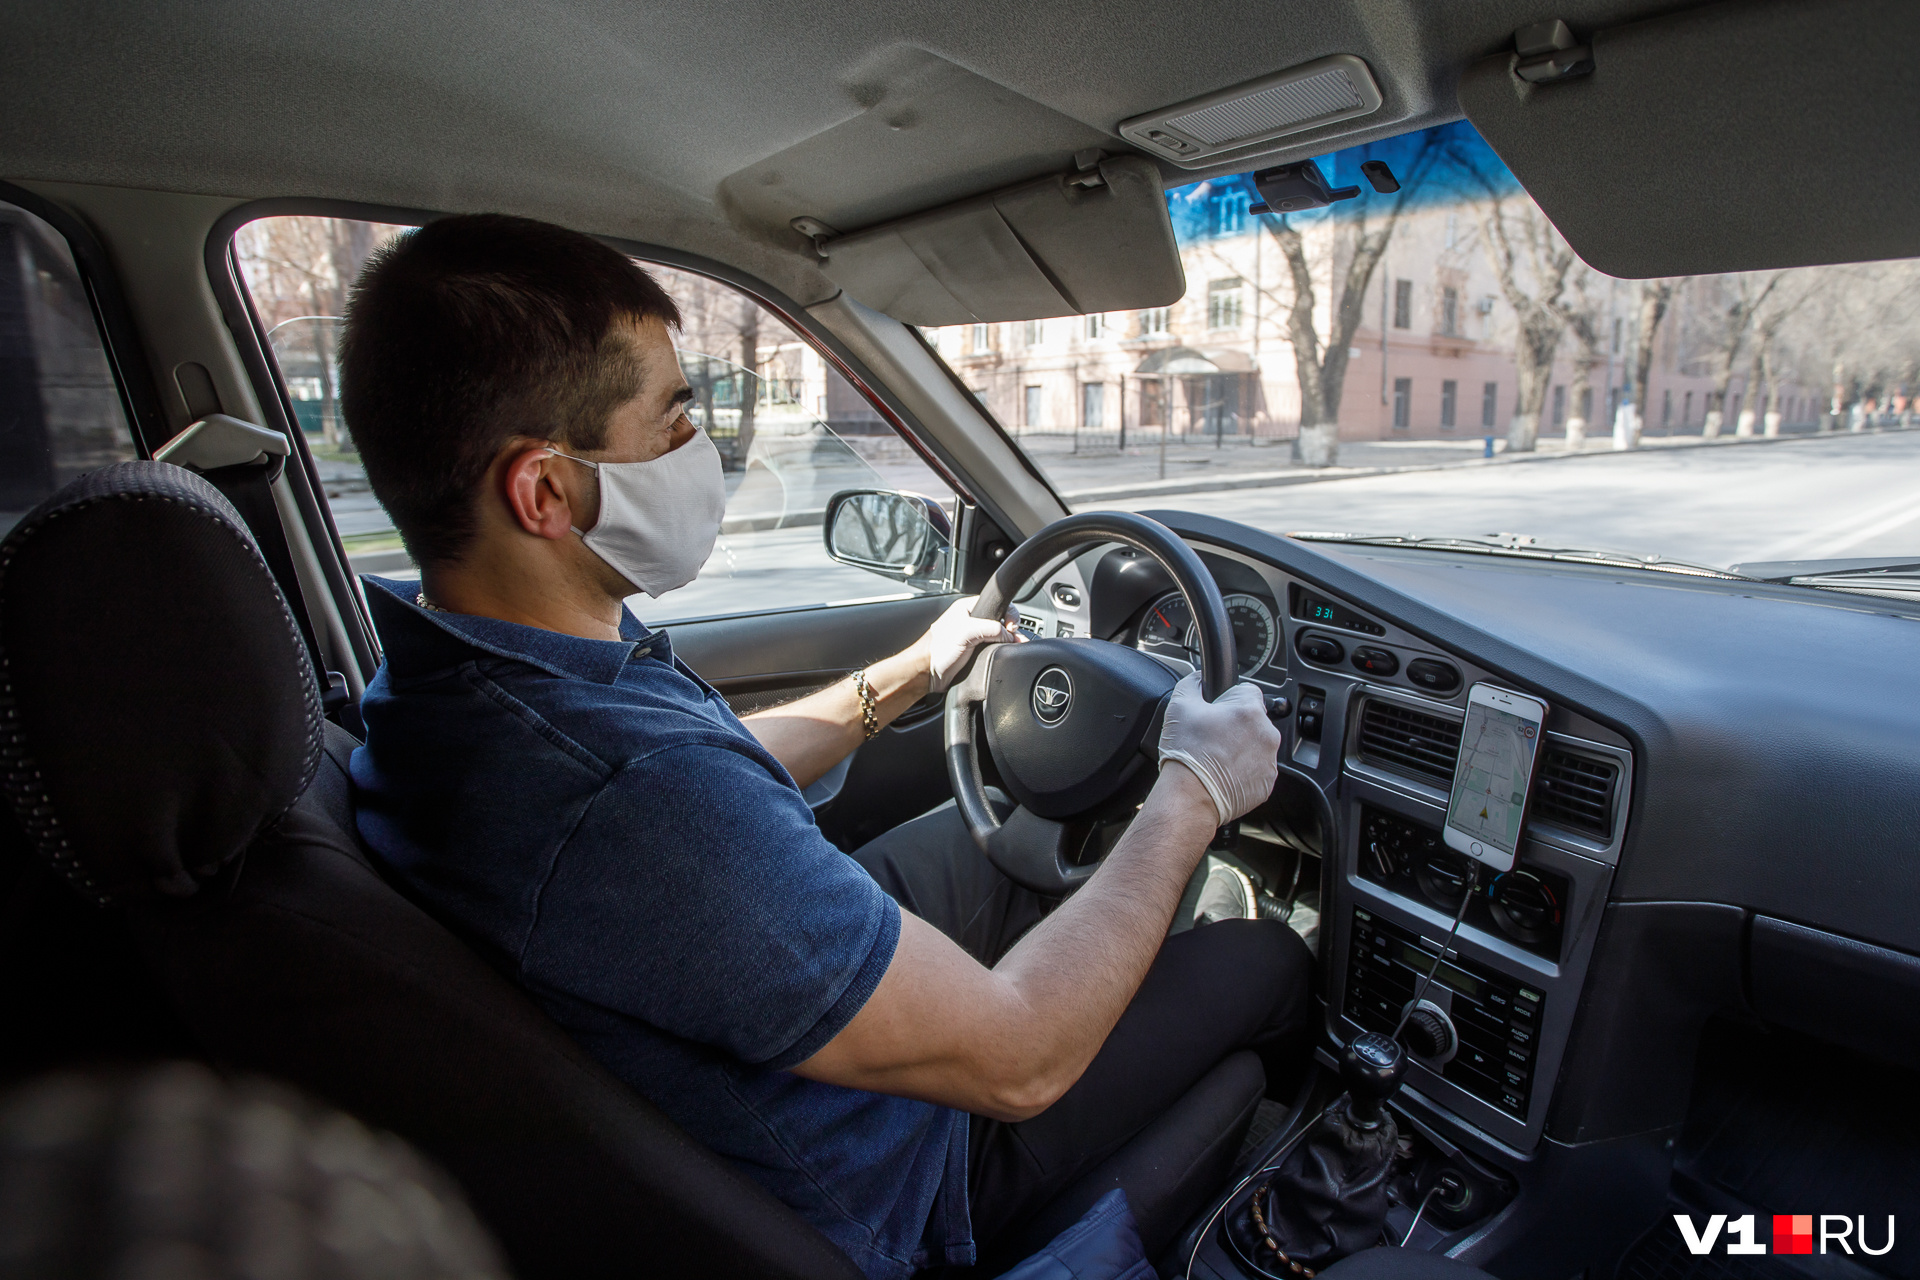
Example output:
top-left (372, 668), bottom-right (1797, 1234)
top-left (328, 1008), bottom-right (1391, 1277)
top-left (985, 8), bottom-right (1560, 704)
top-left (0, 200), bottom-right (135, 535)
top-left (236, 217), bottom-right (956, 624)
top-left (919, 119), bottom-right (1920, 571)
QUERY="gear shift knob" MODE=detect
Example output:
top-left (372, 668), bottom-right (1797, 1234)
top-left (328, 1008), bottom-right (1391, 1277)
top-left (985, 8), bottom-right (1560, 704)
top-left (1340, 1031), bottom-right (1406, 1130)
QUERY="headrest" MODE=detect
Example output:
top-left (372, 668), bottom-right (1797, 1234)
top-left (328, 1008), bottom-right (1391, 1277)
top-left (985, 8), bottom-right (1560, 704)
top-left (0, 462), bottom-right (322, 905)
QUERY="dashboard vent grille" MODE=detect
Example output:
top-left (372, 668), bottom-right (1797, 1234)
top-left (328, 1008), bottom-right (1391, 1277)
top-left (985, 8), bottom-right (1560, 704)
top-left (1533, 749), bottom-right (1617, 838)
top-left (1356, 699), bottom-right (1461, 785)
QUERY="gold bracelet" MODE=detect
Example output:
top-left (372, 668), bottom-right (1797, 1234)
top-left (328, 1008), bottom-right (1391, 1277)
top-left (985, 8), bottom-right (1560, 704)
top-left (853, 668), bottom-right (881, 740)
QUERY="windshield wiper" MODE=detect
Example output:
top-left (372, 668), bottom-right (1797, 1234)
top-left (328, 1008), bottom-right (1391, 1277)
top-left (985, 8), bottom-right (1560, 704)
top-left (1729, 557), bottom-right (1920, 583)
top-left (1289, 531), bottom-right (1747, 580)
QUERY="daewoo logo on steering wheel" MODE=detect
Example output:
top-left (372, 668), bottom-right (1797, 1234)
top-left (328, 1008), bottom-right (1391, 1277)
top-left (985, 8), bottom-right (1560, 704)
top-left (1032, 667), bottom-right (1074, 725)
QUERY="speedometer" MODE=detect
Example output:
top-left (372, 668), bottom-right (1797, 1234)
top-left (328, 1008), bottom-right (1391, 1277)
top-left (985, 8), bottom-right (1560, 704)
top-left (1221, 593), bottom-right (1278, 675)
top-left (1135, 591), bottom-right (1277, 676)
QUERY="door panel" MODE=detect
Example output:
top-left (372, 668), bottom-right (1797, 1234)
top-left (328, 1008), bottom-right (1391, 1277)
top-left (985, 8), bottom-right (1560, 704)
top-left (670, 592), bottom-right (959, 849)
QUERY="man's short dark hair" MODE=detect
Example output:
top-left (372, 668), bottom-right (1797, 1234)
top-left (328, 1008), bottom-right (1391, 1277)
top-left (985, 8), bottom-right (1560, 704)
top-left (340, 213), bottom-right (682, 567)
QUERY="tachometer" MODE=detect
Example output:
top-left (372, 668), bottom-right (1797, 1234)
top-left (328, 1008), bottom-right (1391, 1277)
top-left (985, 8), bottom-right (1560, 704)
top-left (1138, 592), bottom-right (1193, 656)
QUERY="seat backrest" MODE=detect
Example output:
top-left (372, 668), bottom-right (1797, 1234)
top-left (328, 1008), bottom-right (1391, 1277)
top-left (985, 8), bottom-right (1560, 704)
top-left (0, 462), bottom-right (861, 1280)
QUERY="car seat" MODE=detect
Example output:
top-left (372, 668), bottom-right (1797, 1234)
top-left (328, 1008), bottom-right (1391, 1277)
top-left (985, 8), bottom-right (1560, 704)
top-left (0, 460), bottom-right (1266, 1278)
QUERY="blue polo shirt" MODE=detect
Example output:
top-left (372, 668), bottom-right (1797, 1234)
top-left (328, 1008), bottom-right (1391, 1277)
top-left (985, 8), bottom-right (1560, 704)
top-left (349, 578), bottom-right (973, 1278)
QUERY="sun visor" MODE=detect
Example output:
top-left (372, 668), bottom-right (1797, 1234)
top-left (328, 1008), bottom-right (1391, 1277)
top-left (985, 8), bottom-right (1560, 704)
top-left (1459, 0), bottom-right (1920, 279)
top-left (815, 154), bottom-right (1185, 325)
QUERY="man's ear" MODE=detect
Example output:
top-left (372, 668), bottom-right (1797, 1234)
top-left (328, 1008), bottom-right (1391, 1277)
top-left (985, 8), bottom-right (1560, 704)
top-left (500, 444), bottom-right (581, 540)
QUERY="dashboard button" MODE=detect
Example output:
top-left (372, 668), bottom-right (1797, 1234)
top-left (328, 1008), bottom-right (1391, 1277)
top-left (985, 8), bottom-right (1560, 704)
top-left (1406, 658), bottom-right (1461, 693)
top-left (1051, 583), bottom-right (1082, 609)
top-left (1296, 633), bottom-right (1345, 665)
top-left (1351, 646), bottom-right (1399, 677)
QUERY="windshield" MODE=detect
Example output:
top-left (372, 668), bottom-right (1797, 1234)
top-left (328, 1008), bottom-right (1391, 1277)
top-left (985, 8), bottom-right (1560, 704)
top-left (920, 121), bottom-right (1920, 576)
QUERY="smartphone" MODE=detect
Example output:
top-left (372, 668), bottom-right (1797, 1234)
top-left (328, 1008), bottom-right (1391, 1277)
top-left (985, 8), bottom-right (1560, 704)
top-left (1442, 683), bottom-right (1550, 873)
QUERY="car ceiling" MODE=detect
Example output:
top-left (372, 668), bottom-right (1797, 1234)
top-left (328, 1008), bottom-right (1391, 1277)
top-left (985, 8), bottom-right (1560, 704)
top-left (1, 0), bottom-right (1683, 302)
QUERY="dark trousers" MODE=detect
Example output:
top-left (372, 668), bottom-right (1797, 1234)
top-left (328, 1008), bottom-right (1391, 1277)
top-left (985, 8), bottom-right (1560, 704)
top-left (851, 800), bottom-right (1316, 1259)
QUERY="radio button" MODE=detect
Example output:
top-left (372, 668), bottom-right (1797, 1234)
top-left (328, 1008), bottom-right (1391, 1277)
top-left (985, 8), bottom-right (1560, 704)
top-left (1501, 1090), bottom-right (1526, 1113)
top-left (1484, 989), bottom-right (1512, 1011)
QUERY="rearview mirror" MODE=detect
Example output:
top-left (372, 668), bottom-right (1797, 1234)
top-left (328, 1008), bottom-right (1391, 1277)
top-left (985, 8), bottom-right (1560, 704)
top-left (823, 490), bottom-right (952, 588)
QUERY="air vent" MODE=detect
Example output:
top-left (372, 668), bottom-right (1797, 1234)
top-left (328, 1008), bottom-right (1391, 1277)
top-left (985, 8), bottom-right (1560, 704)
top-left (1533, 749), bottom-right (1617, 839)
top-left (1356, 699), bottom-right (1462, 786)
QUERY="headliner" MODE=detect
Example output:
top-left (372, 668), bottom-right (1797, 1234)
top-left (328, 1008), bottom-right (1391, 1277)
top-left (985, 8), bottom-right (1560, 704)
top-left (0, 0), bottom-right (1682, 301)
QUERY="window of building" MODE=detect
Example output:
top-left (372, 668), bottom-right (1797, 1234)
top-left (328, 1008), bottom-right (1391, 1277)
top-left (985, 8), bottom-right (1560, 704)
top-left (1579, 387), bottom-right (1594, 423)
top-left (1551, 385), bottom-right (1566, 426)
top-left (1393, 279), bottom-right (1413, 329)
top-left (1085, 313), bottom-right (1107, 340)
top-left (1024, 384), bottom-right (1044, 428)
top-left (1440, 286), bottom-right (1459, 337)
top-left (1024, 319), bottom-right (1046, 347)
top-left (1211, 190), bottom-right (1250, 237)
top-left (1139, 307), bottom-right (1169, 336)
top-left (1663, 389), bottom-right (1673, 426)
top-left (1392, 378), bottom-right (1411, 429)
top-left (1207, 278), bottom-right (1244, 330)
top-left (1082, 382), bottom-right (1106, 429)
top-left (0, 199), bottom-right (136, 536)
top-left (1611, 318), bottom-right (1623, 353)
top-left (1481, 381), bottom-right (1499, 428)
top-left (969, 323), bottom-right (990, 353)
top-left (1684, 390), bottom-right (1694, 424)
top-left (1440, 380), bottom-right (1457, 429)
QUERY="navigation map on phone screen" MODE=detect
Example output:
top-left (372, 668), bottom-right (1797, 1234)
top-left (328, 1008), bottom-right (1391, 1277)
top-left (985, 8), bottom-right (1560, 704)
top-left (1445, 697), bottom-right (1544, 860)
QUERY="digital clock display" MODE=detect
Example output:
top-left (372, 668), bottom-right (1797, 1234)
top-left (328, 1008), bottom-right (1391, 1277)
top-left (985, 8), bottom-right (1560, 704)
top-left (1291, 587), bottom-right (1386, 636)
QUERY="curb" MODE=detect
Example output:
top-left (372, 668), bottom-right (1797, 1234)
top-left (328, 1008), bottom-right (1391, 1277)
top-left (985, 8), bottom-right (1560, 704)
top-left (1061, 422), bottom-right (1919, 505)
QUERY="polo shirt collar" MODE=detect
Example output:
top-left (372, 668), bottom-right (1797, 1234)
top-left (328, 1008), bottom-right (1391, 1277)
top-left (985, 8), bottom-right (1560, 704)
top-left (363, 576), bottom-right (665, 684)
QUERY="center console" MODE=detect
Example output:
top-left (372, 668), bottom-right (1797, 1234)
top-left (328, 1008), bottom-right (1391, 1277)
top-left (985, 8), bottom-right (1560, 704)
top-left (1332, 686), bottom-right (1629, 1154)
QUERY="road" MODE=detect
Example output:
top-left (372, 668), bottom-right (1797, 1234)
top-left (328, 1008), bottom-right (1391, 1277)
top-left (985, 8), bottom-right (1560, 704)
top-left (1091, 430), bottom-right (1920, 570)
top-left (345, 429), bottom-right (1920, 624)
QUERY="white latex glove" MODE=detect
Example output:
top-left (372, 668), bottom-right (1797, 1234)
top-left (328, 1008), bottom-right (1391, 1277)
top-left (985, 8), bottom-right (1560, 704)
top-left (1157, 671), bottom-right (1281, 825)
top-left (927, 595), bottom-right (1023, 693)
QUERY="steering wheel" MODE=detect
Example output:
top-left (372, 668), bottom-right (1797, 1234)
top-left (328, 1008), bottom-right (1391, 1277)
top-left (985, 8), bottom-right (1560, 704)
top-left (943, 511), bottom-right (1235, 895)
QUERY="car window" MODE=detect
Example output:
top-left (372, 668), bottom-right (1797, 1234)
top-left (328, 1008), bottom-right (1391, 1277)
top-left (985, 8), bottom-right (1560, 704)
top-left (235, 218), bottom-right (958, 624)
top-left (0, 199), bottom-right (137, 536)
top-left (919, 121), bottom-right (1920, 576)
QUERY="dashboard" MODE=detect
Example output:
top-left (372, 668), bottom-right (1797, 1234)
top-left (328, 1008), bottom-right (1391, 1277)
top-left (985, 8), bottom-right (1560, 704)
top-left (1006, 508), bottom-right (1920, 1174)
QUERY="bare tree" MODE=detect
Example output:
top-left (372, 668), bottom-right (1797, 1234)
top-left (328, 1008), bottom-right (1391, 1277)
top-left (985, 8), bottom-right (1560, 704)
top-left (1556, 270), bottom-right (1607, 451)
top-left (1461, 160), bottom-right (1578, 452)
top-left (1259, 131), bottom-right (1447, 467)
top-left (1701, 272), bottom-right (1785, 437)
top-left (1627, 278), bottom-right (1680, 445)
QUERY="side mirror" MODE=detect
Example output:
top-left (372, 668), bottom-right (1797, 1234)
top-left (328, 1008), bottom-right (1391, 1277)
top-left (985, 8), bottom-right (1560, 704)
top-left (823, 489), bottom-right (952, 588)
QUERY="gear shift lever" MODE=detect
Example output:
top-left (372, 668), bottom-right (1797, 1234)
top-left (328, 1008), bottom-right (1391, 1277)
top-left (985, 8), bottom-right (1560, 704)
top-left (1225, 1030), bottom-right (1406, 1276)
top-left (1340, 1031), bottom-right (1405, 1130)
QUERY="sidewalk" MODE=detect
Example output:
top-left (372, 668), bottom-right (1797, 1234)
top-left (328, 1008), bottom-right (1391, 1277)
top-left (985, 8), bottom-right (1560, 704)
top-left (1025, 421), bottom-right (1913, 505)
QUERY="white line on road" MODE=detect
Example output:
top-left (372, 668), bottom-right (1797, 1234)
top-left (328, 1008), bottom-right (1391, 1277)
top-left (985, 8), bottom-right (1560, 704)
top-left (1813, 500), bottom-right (1920, 557)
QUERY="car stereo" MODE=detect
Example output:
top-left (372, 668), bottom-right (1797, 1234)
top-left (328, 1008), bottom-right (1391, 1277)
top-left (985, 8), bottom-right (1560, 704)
top-left (1346, 906), bottom-right (1546, 1121)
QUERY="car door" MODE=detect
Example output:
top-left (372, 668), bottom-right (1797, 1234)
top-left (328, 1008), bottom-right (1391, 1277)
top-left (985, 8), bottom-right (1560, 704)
top-left (231, 212), bottom-right (994, 849)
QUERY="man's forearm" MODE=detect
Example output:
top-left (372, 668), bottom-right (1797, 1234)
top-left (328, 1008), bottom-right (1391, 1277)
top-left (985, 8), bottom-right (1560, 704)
top-left (742, 646), bottom-right (929, 787)
top-left (979, 763), bottom-right (1219, 1109)
top-left (793, 763), bottom-right (1221, 1120)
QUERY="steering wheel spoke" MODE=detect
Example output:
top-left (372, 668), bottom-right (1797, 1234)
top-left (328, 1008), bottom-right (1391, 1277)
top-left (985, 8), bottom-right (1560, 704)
top-left (944, 512), bottom-right (1235, 896)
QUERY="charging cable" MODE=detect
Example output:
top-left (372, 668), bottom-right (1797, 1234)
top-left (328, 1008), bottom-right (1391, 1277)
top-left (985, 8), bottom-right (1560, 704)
top-left (1393, 861), bottom-right (1480, 1040)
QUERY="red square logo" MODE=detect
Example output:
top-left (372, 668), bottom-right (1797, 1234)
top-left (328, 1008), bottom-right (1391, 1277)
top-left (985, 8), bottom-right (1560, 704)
top-left (1773, 1215), bottom-right (1813, 1255)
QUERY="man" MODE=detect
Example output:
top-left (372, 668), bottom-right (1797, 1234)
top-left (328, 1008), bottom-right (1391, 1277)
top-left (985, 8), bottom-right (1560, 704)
top-left (342, 214), bottom-right (1312, 1279)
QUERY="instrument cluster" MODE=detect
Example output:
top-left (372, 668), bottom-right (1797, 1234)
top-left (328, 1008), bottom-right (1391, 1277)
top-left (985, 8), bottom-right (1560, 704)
top-left (1133, 589), bottom-right (1280, 678)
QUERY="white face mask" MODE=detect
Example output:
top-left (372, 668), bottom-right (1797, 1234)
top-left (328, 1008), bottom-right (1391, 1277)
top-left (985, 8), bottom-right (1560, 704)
top-left (550, 429), bottom-right (728, 598)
